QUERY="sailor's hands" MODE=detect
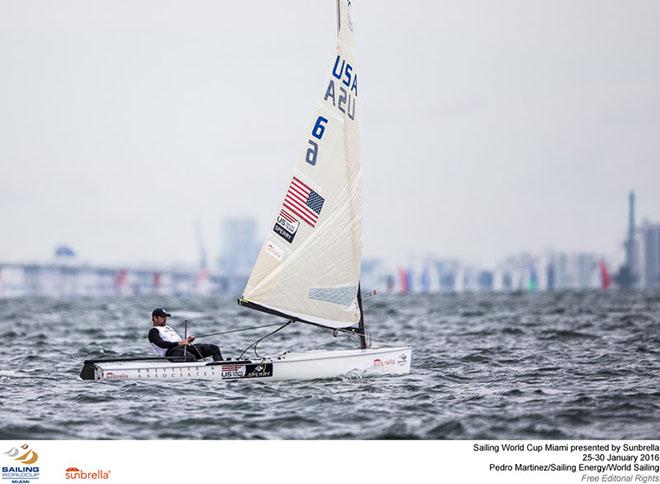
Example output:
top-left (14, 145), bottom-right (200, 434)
top-left (187, 335), bottom-right (196, 343)
top-left (178, 336), bottom-right (195, 345)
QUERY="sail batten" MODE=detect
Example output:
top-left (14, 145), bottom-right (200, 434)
top-left (241, 0), bottom-right (361, 330)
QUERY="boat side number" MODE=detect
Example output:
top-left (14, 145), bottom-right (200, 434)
top-left (305, 116), bottom-right (328, 166)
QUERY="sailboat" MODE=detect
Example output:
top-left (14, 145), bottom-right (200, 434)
top-left (80, 0), bottom-right (412, 382)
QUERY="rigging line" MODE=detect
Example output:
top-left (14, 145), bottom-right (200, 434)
top-left (334, 326), bottom-right (368, 339)
top-left (334, 327), bottom-right (393, 349)
top-left (340, 329), bottom-right (359, 348)
top-left (238, 320), bottom-right (294, 361)
top-left (336, 327), bottom-right (369, 349)
top-left (194, 322), bottom-right (286, 339)
top-left (183, 319), bottom-right (189, 360)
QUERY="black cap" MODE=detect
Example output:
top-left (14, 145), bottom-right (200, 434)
top-left (152, 308), bottom-right (171, 318)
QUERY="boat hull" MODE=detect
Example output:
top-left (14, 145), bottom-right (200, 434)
top-left (83, 346), bottom-right (412, 382)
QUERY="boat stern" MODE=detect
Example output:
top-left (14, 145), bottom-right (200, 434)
top-left (366, 346), bottom-right (412, 376)
top-left (79, 360), bottom-right (97, 380)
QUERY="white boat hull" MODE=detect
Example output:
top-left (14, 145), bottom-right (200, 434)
top-left (83, 346), bottom-right (412, 382)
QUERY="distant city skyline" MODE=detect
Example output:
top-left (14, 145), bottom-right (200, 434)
top-left (1, 193), bottom-right (656, 272)
top-left (5, 198), bottom-right (660, 297)
top-left (2, 1), bottom-right (660, 268)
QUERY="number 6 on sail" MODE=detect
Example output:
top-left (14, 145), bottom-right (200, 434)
top-left (306, 116), bottom-right (329, 166)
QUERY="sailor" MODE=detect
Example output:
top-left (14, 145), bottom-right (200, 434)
top-left (148, 308), bottom-right (223, 362)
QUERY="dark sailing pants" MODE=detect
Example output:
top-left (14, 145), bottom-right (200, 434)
top-left (165, 344), bottom-right (223, 362)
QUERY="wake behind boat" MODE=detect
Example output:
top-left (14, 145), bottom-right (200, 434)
top-left (80, 0), bottom-right (412, 382)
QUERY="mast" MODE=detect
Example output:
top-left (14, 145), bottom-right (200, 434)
top-left (356, 284), bottom-right (367, 349)
top-left (338, 0), bottom-right (366, 349)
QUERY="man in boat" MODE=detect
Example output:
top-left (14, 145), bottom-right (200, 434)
top-left (148, 308), bottom-right (224, 362)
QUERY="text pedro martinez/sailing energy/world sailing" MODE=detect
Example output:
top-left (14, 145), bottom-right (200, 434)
top-left (477, 443), bottom-right (660, 476)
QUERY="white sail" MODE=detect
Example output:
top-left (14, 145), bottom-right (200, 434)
top-left (240, 0), bottom-right (361, 329)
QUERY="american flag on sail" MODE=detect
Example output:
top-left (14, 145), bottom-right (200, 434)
top-left (283, 176), bottom-right (325, 227)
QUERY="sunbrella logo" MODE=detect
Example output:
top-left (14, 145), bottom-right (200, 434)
top-left (65, 467), bottom-right (111, 480)
top-left (2, 444), bottom-right (40, 481)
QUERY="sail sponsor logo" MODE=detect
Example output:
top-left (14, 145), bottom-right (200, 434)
top-left (273, 209), bottom-right (299, 243)
top-left (397, 353), bottom-right (408, 367)
top-left (264, 240), bottom-right (284, 261)
top-left (2, 444), bottom-right (40, 482)
top-left (64, 467), bottom-right (111, 480)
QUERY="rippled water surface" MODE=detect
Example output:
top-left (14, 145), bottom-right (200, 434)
top-left (1, 291), bottom-right (659, 439)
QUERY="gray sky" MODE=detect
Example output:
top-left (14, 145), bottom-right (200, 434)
top-left (1, 0), bottom-right (659, 268)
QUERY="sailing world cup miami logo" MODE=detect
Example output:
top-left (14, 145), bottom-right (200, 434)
top-left (2, 443), bottom-right (40, 482)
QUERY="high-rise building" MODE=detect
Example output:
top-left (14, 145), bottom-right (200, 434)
top-left (639, 221), bottom-right (660, 289)
top-left (546, 263), bottom-right (556, 290)
top-left (615, 191), bottom-right (640, 288)
top-left (625, 192), bottom-right (637, 271)
top-left (219, 217), bottom-right (259, 277)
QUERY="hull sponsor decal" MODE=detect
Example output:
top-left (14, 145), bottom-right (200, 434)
top-left (221, 363), bottom-right (273, 380)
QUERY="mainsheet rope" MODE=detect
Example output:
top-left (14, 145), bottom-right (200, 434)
top-left (194, 322), bottom-right (288, 339)
top-left (195, 321), bottom-right (371, 343)
top-left (193, 319), bottom-right (381, 359)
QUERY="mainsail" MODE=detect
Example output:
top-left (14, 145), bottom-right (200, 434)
top-left (240, 0), bottom-right (362, 329)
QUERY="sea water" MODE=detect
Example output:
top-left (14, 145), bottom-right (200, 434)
top-left (1, 291), bottom-right (659, 439)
